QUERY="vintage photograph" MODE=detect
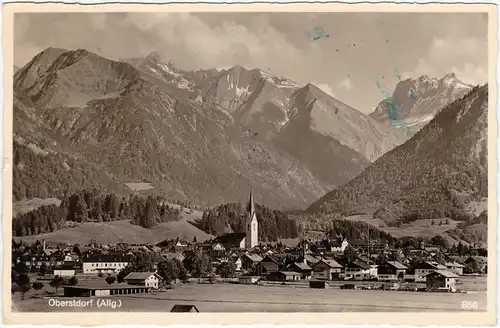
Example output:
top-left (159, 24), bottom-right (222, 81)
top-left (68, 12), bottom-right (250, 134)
top-left (3, 3), bottom-right (496, 322)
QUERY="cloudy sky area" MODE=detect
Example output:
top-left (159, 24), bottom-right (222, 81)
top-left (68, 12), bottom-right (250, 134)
top-left (14, 12), bottom-right (488, 113)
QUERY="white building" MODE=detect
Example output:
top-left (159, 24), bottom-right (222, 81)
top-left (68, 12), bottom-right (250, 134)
top-left (244, 187), bottom-right (259, 249)
top-left (344, 261), bottom-right (375, 280)
top-left (82, 255), bottom-right (130, 274)
top-left (233, 258), bottom-right (242, 271)
top-left (331, 239), bottom-right (350, 253)
top-left (445, 262), bottom-right (465, 276)
top-left (415, 261), bottom-right (447, 282)
top-left (124, 272), bottom-right (162, 289)
top-left (53, 269), bottom-right (76, 277)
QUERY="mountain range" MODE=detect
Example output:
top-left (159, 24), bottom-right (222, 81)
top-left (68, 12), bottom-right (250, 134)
top-left (13, 47), bottom-right (488, 244)
top-left (308, 84), bottom-right (488, 243)
top-left (13, 47), bottom-right (409, 210)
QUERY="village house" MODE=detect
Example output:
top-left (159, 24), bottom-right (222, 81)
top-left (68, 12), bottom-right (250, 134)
top-left (287, 262), bottom-right (312, 280)
top-left (18, 253), bottom-right (51, 271)
top-left (170, 305), bottom-right (199, 312)
top-left (212, 232), bottom-right (246, 249)
top-left (425, 270), bottom-right (458, 292)
top-left (232, 257), bottom-right (243, 271)
top-left (415, 261), bottom-right (447, 282)
top-left (162, 252), bottom-right (185, 262)
top-left (344, 261), bottom-right (375, 280)
top-left (300, 254), bottom-right (321, 267)
top-left (212, 243), bottom-right (226, 252)
top-left (311, 258), bottom-right (342, 280)
top-left (82, 254), bottom-right (130, 274)
top-left (323, 234), bottom-right (349, 253)
top-left (241, 253), bottom-right (263, 271)
top-left (445, 262), bottom-right (465, 275)
top-left (464, 256), bottom-right (488, 274)
top-left (267, 271), bottom-right (301, 282)
top-left (124, 272), bottom-right (162, 289)
top-left (255, 255), bottom-right (281, 276)
top-left (377, 261), bottom-right (407, 281)
top-left (175, 239), bottom-right (189, 247)
top-left (53, 263), bottom-right (76, 277)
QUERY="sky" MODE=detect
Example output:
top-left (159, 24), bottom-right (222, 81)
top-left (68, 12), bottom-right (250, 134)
top-left (14, 12), bottom-right (489, 113)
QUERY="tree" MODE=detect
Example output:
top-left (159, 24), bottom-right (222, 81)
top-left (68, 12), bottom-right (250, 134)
top-left (97, 272), bottom-right (104, 278)
top-left (69, 276), bottom-right (78, 286)
top-left (193, 236), bottom-right (197, 243)
top-left (32, 281), bottom-right (44, 295)
top-left (105, 275), bottom-right (116, 285)
top-left (50, 275), bottom-right (66, 293)
top-left (158, 258), bottom-right (189, 285)
top-left (14, 262), bottom-right (28, 275)
top-left (117, 266), bottom-right (132, 283)
top-left (343, 246), bottom-right (359, 263)
top-left (16, 274), bottom-right (31, 300)
top-left (190, 252), bottom-right (210, 281)
top-left (431, 220), bottom-right (435, 225)
top-left (39, 262), bottom-right (47, 276)
top-left (431, 235), bottom-right (450, 249)
top-left (216, 262), bottom-right (236, 281)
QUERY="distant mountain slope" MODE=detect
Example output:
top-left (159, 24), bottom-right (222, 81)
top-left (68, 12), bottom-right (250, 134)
top-left (274, 84), bottom-right (406, 186)
top-left (370, 74), bottom-right (473, 136)
top-left (128, 55), bottom-right (405, 189)
top-left (307, 85), bottom-right (488, 225)
top-left (13, 48), bottom-right (332, 210)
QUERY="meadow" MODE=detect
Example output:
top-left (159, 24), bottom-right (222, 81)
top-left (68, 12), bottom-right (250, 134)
top-left (13, 278), bottom-right (487, 313)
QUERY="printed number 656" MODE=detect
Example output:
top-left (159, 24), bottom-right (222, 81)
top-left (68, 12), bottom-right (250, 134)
top-left (461, 301), bottom-right (478, 309)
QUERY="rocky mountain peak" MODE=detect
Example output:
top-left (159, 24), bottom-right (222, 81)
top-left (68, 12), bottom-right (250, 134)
top-left (370, 73), bottom-right (474, 137)
top-left (145, 51), bottom-right (163, 64)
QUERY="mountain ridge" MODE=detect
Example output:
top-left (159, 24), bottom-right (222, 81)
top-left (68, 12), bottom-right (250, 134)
top-left (307, 84), bottom-right (488, 227)
top-left (370, 73), bottom-right (474, 136)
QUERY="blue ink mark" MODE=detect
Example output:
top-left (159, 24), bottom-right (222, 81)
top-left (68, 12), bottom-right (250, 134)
top-left (375, 79), bottom-right (409, 133)
top-left (409, 92), bottom-right (417, 100)
top-left (311, 27), bottom-right (330, 41)
top-left (247, 152), bottom-right (252, 161)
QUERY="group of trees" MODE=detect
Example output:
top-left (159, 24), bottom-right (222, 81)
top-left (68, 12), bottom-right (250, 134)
top-left (13, 189), bottom-right (181, 236)
top-left (324, 220), bottom-right (396, 246)
top-left (197, 202), bottom-right (299, 241)
top-left (11, 261), bottom-right (78, 300)
top-left (115, 252), bottom-right (191, 286)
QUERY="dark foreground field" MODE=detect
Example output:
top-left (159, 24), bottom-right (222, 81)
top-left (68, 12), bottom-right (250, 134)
top-left (13, 280), bottom-right (487, 312)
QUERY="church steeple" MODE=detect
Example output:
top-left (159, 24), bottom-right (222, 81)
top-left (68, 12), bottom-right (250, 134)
top-left (247, 186), bottom-right (255, 216)
top-left (244, 186), bottom-right (258, 249)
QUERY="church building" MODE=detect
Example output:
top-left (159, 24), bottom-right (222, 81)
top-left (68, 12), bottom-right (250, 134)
top-left (244, 187), bottom-right (259, 249)
top-left (211, 187), bottom-right (259, 249)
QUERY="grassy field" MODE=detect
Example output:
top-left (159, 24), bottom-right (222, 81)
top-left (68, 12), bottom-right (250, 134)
top-left (125, 182), bottom-right (155, 191)
top-left (15, 205), bottom-right (213, 245)
top-left (13, 282), bottom-right (487, 312)
top-left (342, 214), bottom-right (462, 244)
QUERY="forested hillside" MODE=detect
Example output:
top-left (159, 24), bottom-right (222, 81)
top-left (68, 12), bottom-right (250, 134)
top-left (197, 202), bottom-right (299, 241)
top-left (12, 189), bottom-right (181, 236)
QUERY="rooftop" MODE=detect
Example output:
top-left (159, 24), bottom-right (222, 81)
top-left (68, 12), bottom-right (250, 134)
top-left (124, 272), bottom-right (158, 280)
top-left (426, 270), bottom-right (459, 278)
top-left (64, 283), bottom-right (152, 290)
